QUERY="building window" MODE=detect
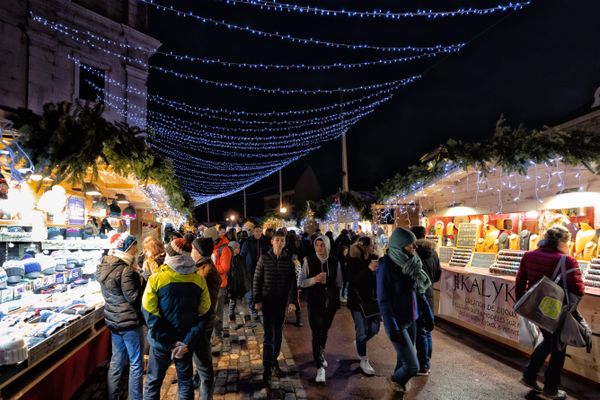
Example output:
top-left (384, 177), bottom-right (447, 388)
top-left (78, 64), bottom-right (105, 103)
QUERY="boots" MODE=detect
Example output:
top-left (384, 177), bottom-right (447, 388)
top-left (384, 377), bottom-right (406, 400)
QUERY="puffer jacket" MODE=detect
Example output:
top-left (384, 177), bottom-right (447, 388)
top-left (515, 246), bottom-right (585, 300)
top-left (213, 236), bottom-right (232, 288)
top-left (196, 257), bottom-right (222, 330)
top-left (415, 239), bottom-right (442, 306)
top-left (96, 253), bottom-right (143, 331)
top-left (253, 250), bottom-right (297, 305)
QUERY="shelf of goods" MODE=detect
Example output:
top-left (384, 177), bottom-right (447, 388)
top-left (448, 247), bottom-right (473, 268)
top-left (489, 250), bottom-right (526, 276)
top-left (584, 258), bottom-right (600, 288)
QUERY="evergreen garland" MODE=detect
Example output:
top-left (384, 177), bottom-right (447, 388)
top-left (8, 101), bottom-right (194, 218)
top-left (377, 118), bottom-right (600, 203)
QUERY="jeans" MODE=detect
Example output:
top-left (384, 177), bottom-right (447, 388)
top-left (144, 345), bottom-right (194, 400)
top-left (524, 329), bottom-right (566, 394)
top-left (107, 326), bottom-right (144, 400)
top-left (416, 317), bottom-right (433, 371)
top-left (308, 305), bottom-right (337, 367)
top-left (228, 298), bottom-right (243, 321)
top-left (262, 302), bottom-right (287, 368)
top-left (245, 289), bottom-right (257, 317)
top-left (214, 288), bottom-right (226, 337)
top-left (351, 310), bottom-right (381, 357)
top-left (193, 329), bottom-right (215, 400)
top-left (389, 322), bottom-right (419, 387)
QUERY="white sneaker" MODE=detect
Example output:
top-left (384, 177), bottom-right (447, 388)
top-left (359, 358), bottom-right (375, 376)
top-left (315, 367), bottom-right (326, 383)
top-left (322, 359), bottom-right (328, 368)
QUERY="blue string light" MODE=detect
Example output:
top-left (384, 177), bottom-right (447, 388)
top-left (139, 0), bottom-right (466, 53)
top-left (220, 0), bottom-right (532, 20)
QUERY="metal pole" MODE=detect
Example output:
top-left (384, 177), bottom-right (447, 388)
top-left (340, 92), bottom-right (349, 192)
top-left (243, 188), bottom-right (247, 219)
top-left (279, 169), bottom-right (283, 211)
top-left (206, 201), bottom-right (210, 223)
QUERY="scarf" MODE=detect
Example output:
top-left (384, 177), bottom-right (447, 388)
top-left (388, 247), bottom-right (431, 294)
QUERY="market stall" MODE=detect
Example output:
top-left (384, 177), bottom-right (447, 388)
top-left (377, 118), bottom-right (600, 383)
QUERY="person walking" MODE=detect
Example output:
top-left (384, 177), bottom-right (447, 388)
top-left (142, 237), bottom-right (212, 400)
top-left (377, 228), bottom-right (431, 400)
top-left (347, 236), bottom-right (380, 376)
top-left (191, 237), bottom-right (222, 400)
top-left (227, 241), bottom-right (251, 326)
top-left (516, 226), bottom-right (585, 400)
top-left (410, 226), bottom-right (441, 376)
top-left (240, 225), bottom-right (270, 322)
top-left (253, 231), bottom-right (297, 387)
top-left (300, 235), bottom-right (343, 383)
top-left (96, 234), bottom-right (144, 400)
top-left (207, 226), bottom-right (232, 345)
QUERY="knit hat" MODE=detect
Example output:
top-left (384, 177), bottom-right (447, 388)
top-left (389, 227), bottom-right (417, 250)
top-left (36, 255), bottom-right (57, 275)
top-left (51, 251), bottom-right (67, 272)
top-left (0, 267), bottom-right (7, 289)
top-left (112, 233), bottom-right (137, 253)
top-left (228, 241), bottom-right (240, 250)
top-left (3, 260), bottom-right (24, 284)
top-left (21, 255), bottom-right (42, 279)
top-left (166, 237), bottom-right (192, 257)
top-left (192, 238), bottom-right (214, 257)
top-left (203, 227), bottom-right (219, 245)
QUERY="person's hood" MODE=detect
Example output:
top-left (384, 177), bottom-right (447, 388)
top-left (195, 256), bottom-right (213, 268)
top-left (314, 234), bottom-right (331, 262)
top-left (416, 239), bottom-right (436, 257)
top-left (96, 255), bottom-right (127, 283)
top-left (164, 254), bottom-right (196, 274)
top-left (107, 249), bottom-right (134, 266)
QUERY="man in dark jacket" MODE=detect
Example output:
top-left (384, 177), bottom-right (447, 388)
top-left (253, 231), bottom-right (297, 387)
top-left (300, 235), bottom-right (343, 383)
top-left (241, 225), bottom-right (270, 321)
top-left (143, 238), bottom-right (212, 400)
top-left (227, 241), bottom-right (251, 325)
top-left (96, 234), bottom-right (144, 400)
top-left (411, 226), bottom-right (442, 376)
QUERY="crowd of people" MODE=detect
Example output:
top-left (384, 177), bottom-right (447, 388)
top-left (94, 222), bottom-right (584, 400)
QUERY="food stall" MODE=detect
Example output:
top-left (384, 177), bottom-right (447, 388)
top-left (378, 115), bottom-right (600, 384)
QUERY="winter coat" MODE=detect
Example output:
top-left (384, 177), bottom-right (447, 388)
top-left (300, 255), bottom-right (343, 312)
top-left (377, 255), bottom-right (420, 334)
top-left (213, 237), bottom-right (232, 288)
top-left (228, 254), bottom-right (251, 299)
top-left (196, 257), bottom-right (222, 330)
top-left (415, 239), bottom-right (442, 306)
top-left (96, 254), bottom-right (143, 331)
top-left (347, 243), bottom-right (374, 311)
top-left (142, 255), bottom-right (211, 352)
top-left (253, 250), bottom-right (297, 306)
top-left (515, 246), bottom-right (585, 300)
top-left (240, 235), bottom-right (271, 274)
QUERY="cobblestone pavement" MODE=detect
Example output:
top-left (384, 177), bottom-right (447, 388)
top-left (74, 304), bottom-right (305, 400)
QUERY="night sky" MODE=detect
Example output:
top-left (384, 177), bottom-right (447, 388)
top-left (146, 0), bottom-right (600, 222)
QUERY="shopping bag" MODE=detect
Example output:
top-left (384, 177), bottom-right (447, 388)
top-left (513, 256), bottom-right (567, 333)
top-left (518, 316), bottom-right (542, 348)
top-left (559, 294), bottom-right (592, 353)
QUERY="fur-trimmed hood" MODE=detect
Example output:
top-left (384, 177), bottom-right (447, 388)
top-left (416, 239), bottom-right (436, 258)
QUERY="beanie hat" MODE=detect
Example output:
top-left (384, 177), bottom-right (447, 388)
top-left (202, 227), bottom-right (219, 245)
top-left (112, 233), bottom-right (137, 253)
top-left (21, 256), bottom-right (42, 279)
top-left (3, 260), bottom-right (24, 284)
top-left (167, 237), bottom-right (192, 257)
top-left (36, 255), bottom-right (57, 275)
top-left (51, 251), bottom-right (67, 272)
top-left (228, 241), bottom-right (240, 250)
top-left (389, 227), bottom-right (417, 250)
top-left (0, 267), bottom-right (7, 289)
top-left (410, 226), bottom-right (427, 240)
top-left (192, 238), bottom-right (214, 257)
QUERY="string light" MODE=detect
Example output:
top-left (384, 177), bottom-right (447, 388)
top-left (140, 0), bottom-right (466, 53)
top-left (221, 0), bottom-right (532, 20)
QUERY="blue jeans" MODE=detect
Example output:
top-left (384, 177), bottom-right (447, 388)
top-left (351, 311), bottom-right (381, 357)
top-left (107, 326), bottom-right (144, 400)
top-left (145, 345), bottom-right (194, 400)
top-left (389, 322), bottom-right (419, 387)
top-left (262, 302), bottom-right (286, 368)
top-left (416, 318), bottom-right (432, 371)
top-left (245, 289), bottom-right (257, 316)
top-left (193, 329), bottom-right (215, 400)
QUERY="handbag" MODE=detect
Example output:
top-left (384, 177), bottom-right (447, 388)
top-left (559, 293), bottom-right (593, 352)
top-left (513, 255), bottom-right (575, 333)
top-left (353, 287), bottom-right (380, 319)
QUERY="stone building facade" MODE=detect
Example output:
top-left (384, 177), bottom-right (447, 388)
top-left (0, 0), bottom-right (159, 126)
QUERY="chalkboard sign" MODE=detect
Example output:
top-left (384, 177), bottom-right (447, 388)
top-left (439, 247), bottom-right (455, 264)
top-left (469, 252), bottom-right (498, 269)
top-left (456, 223), bottom-right (480, 249)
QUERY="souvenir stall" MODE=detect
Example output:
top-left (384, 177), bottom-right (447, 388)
top-left (384, 161), bottom-right (600, 383)
top-left (0, 113), bottom-right (191, 399)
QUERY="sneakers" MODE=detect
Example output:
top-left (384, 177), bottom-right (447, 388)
top-left (416, 369), bottom-right (430, 376)
top-left (315, 367), bottom-right (326, 383)
top-left (295, 321), bottom-right (304, 327)
top-left (359, 358), bottom-right (375, 376)
top-left (322, 359), bottom-right (328, 368)
top-left (540, 390), bottom-right (567, 400)
top-left (519, 376), bottom-right (542, 393)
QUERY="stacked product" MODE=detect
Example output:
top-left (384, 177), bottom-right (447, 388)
top-left (489, 250), bottom-right (526, 275)
top-left (584, 258), bottom-right (600, 288)
top-left (448, 248), bottom-right (473, 267)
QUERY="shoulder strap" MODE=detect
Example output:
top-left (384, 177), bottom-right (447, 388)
top-left (551, 255), bottom-right (567, 281)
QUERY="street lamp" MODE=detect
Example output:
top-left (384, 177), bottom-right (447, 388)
top-left (230, 214), bottom-right (236, 222)
top-left (280, 207), bottom-right (287, 214)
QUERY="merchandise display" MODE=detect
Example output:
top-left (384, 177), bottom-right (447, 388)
top-left (489, 250), bottom-right (526, 276)
top-left (585, 258), bottom-right (600, 288)
top-left (448, 247), bottom-right (473, 268)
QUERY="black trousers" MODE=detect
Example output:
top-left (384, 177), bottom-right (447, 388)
top-left (523, 329), bottom-right (566, 393)
top-left (308, 305), bottom-right (337, 367)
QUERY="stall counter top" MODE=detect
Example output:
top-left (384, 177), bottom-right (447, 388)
top-left (440, 263), bottom-right (600, 297)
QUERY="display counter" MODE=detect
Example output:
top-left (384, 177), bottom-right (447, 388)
top-left (433, 263), bottom-right (600, 384)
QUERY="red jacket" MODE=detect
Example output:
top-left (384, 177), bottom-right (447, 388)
top-left (515, 247), bottom-right (585, 300)
top-left (213, 236), bottom-right (232, 289)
